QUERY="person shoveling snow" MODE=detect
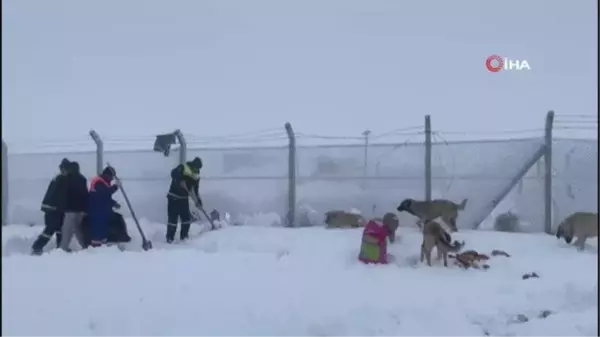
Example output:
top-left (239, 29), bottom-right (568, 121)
top-left (80, 210), bottom-right (131, 248)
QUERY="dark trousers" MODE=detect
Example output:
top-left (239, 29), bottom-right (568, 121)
top-left (31, 212), bottom-right (64, 254)
top-left (166, 197), bottom-right (192, 242)
top-left (89, 212), bottom-right (109, 247)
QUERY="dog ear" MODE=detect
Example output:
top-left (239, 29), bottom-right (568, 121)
top-left (556, 227), bottom-right (563, 239)
top-left (397, 199), bottom-right (410, 211)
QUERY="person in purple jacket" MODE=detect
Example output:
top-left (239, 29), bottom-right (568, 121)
top-left (87, 166), bottom-right (120, 247)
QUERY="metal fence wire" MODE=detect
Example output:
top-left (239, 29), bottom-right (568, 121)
top-left (2, 111), bottom-right (597, 234)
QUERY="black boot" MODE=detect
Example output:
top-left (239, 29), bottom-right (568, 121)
top-left (55, 231), bottom-right (62, 248)
top-left (166, 224), bottom-right (177, 243)
top-left (31, 235), bottom-right (50, 255)
top-left (180, 223), bottom-right (190, 241)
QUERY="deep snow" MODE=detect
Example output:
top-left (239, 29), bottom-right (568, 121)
top-left (2, 216), bottom-right (597, 336)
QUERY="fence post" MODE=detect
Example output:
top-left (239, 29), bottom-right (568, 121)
top-left (174, 129), bottom-right (187, 165)
top-left (285, 122), bottom-right (296, 228)
top-left (362, 130), bottom-right (371, 189)
top-left (544, 111), bottom-right (555, 234)
top-left (424, 115), bottom-right (432, 201)
top-left (89, 130), bottom-right (104, 175)
top-left (2, 140), bottom-right (8, 226)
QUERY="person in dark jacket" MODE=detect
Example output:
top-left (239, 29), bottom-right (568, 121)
top-left (59, 161), bottom-right (89, 251)
top-left (88, 166), bottom-right (120, 247)
top-left (166, 157), bottom-right (203, 243)
top-left (31, 158), bottom-right (70, 255)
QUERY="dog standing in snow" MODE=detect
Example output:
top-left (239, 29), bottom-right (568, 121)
top-left (397, 198), bottom-right (467, 232)
top-left (420, 218), bottom-right (464, 267)
top-left (556, 211), bottom-right (598, 251)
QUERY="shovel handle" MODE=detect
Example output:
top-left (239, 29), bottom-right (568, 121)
top-left (106, 163), bottom-right (150, 244)
top-left (184, 185), bottom-right (216, 230)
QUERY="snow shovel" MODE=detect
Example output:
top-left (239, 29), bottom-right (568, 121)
top-left (186, 186), bottom-right (216, 230)
top-left (106, 164), bottom-right (153, 251)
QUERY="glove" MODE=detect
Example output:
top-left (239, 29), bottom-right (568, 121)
top-left (195, 197), bottom-right (203, 208)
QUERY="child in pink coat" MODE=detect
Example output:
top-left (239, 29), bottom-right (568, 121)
top-left (358, 213), bottom-right (399, 264)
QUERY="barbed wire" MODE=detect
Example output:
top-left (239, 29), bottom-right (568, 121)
top-left (554, 113), bottom-right (597, 119)
top-left (4, 123), bottom-right (596, 152)
top-left (433, 128), bottom-right (546, 136)
top-left (295, 133), bottom-right (364, 141)
top-left (370, 126), bottom-right (424, 140)
top-left (186, 128), bottom-right (287, 142)
top-left (295, 127), bottom-right (424, 144)
top-left (187, 135), bottom-right (289, 146)
top-left (553, 120), bottom-right (598, 129)
top-left (553, 114), bottom-right (598, 130)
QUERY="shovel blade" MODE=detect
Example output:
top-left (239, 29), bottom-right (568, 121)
top-left (142, 240), bottom-right (153, 251)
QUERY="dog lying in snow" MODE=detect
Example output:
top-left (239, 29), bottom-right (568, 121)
top-left (448, 249), bottom-right (511, 269)
top-left (449, 250), bottom-right (490, 269)
top-left (324, 210), bottom-right (365, 228)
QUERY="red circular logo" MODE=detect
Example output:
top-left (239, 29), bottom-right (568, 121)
top-left (486, 55), bottom-right (504, 72)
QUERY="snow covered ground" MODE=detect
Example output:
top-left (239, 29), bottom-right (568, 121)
top-left (2, 218), bottom-right (597, 336)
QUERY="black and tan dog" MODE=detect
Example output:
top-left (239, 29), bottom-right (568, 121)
top-left (420, 218), bottom-right (465, 267)
top-left (556, 211), bottom-right (598, 251)
top-left (397, 198), bottom-right (467, 232)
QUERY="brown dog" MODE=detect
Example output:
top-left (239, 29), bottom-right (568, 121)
top-left (397, 198), bottom-right (467, 232)
top-left (556, 212), bottom-right (598, 251)
top-left (420, 219), bottom-right (464, 267)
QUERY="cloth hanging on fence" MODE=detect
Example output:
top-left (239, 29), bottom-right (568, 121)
top-left (154, 133), bottom-right (177, 157)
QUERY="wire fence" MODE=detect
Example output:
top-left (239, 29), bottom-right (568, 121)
top-left (2, 111), bottom-right (597, 234)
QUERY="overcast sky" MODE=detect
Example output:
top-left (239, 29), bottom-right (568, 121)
top-left (2, 0), bottom-right (597, 146)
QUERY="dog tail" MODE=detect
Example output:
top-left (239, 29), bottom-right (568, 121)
top-left (435, 228), bottom-right (463, 252)
top-left (457, 199), bottom-right (468, 210)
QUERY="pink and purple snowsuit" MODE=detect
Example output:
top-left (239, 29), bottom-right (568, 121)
top-left (358, 219), bottom-right (392, 264)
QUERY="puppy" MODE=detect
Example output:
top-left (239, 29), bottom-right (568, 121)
top-left (397, 198), bottom-right (467, 232)
top-left (324, 210), bottom-right (364, 228)
top-left (382, 212), bottom-right (400, 243)
top-left (556, 212), bottom-right (598, 251)
top-left (420, 219), bottom-right (464, 267)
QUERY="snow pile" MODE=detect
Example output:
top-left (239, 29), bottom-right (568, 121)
top-left (297, 203), bottom-right (323, 227)
top-left (2, 221), bottom-right (597, 336)
top-left (233, 212), bottom-right (282, 227)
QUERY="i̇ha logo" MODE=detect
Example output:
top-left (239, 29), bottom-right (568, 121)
top-left (486, 55), bottom-right (531, 72)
